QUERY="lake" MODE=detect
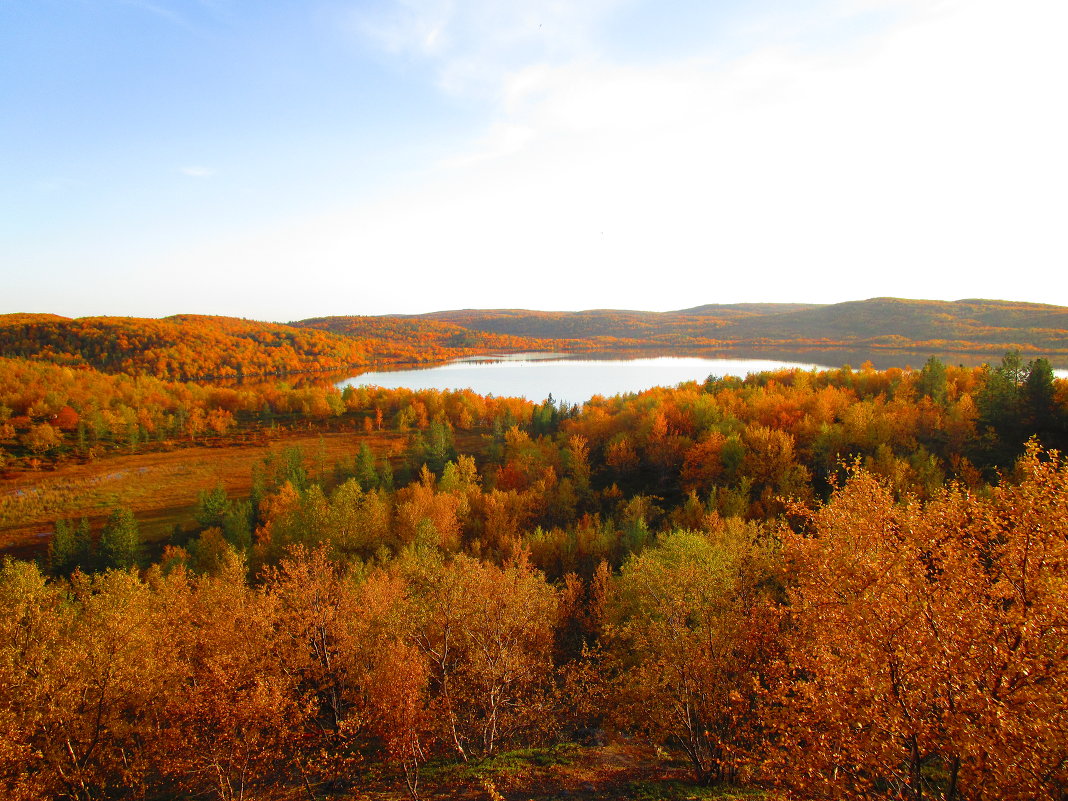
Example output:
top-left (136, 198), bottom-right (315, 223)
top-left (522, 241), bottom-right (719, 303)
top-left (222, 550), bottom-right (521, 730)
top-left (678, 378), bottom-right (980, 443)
top-left (338, 353), bottom-right (836, 406)
top-left (336, 351), bottom-right (1068, 406)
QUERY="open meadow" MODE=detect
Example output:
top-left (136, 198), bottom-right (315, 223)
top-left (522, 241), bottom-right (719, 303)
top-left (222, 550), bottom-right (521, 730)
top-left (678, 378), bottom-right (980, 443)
top-left (0, 429), bottom-right (415, 559)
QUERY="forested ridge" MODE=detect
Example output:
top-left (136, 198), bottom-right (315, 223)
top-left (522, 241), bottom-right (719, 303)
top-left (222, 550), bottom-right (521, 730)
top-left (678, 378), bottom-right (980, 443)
top-left (0, 314), bottom-right (551, 381)
top-left (294, 315), bottom-right (570, 354)
top-left (399, 297), bottom-right (1068, 355)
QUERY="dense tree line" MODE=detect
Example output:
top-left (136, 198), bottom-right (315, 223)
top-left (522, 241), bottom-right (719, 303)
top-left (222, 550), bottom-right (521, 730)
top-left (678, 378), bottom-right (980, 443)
top-left (0, 315), bottom-right (376, 380)
top-left (0, 313), bottom-right (555, 382)
top-left (0, 356), bottom-right (537, 469)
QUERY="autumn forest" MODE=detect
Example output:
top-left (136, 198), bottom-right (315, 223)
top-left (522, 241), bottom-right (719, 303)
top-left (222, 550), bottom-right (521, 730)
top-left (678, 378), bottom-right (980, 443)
top-left (1, 300), bottom-right (1068, 800)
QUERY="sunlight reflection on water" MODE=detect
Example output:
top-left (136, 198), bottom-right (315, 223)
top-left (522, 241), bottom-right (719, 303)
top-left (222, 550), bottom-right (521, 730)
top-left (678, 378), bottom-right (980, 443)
top-left (338, 355), bottom-right (835, 406)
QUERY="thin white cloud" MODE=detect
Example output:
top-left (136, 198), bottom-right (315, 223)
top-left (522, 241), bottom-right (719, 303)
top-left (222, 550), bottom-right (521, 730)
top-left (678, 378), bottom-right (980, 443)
top-left (118, 0), bottom-right (189, 27)
top-left (352, 0), bottom-right (624, 96)
top-left (180, 166), bottom-right (215, 178)
top-left (116, 0), bottom-right (235, 32)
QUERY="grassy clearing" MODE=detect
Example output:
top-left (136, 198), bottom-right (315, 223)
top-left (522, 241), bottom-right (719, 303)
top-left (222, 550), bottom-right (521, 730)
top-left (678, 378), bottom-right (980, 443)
top-left (0, 429), bottom-right (413, 558)
top-left (429, 743), bottom-right (582, 784)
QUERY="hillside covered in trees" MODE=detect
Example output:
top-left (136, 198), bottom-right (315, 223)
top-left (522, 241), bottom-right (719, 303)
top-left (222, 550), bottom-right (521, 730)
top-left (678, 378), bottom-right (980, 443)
top-left (394, 297), bottom-right (1068, 356)
top-left (0, 314), bottom-right (552, 381)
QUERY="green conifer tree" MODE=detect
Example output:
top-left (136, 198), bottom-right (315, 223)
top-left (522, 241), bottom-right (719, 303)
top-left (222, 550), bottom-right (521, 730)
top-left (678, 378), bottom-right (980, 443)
top-left (99, 507), bottom-right (140, 570)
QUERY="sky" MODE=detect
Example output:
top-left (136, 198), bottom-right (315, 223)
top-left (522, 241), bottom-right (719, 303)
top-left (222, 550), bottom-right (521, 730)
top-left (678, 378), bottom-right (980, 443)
top-left (2, 0), bottom-right (1067, 321)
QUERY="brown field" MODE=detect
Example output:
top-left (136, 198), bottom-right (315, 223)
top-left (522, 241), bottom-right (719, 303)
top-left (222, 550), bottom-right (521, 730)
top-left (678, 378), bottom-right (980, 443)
top-left (0, 428), bottom-right (441, 559)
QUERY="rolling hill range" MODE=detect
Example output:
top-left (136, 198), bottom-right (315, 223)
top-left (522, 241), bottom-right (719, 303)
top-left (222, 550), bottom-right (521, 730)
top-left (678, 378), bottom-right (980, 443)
top-left (3, 298), bottom-right (1067, 382)
top-left (383, 297), bottom-right (1068, 355)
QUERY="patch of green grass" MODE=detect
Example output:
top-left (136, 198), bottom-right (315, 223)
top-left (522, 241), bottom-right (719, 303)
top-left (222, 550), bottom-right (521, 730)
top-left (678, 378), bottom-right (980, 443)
top-left (471, 742), bottom-right (580, 774)
top-left (625, 779), bottom-right (766, 801)
top-left (423, 742), bottom-right (582, 785)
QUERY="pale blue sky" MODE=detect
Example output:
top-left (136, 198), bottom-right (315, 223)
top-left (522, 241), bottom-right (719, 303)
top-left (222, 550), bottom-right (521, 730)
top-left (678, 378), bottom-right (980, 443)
top-left (3, 0), bottom-right (1066, 321)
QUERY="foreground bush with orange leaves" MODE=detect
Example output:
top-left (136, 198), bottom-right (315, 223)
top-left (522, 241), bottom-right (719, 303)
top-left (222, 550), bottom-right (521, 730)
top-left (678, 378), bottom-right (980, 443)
top-left (772, 442), bottom-right (1068, 799)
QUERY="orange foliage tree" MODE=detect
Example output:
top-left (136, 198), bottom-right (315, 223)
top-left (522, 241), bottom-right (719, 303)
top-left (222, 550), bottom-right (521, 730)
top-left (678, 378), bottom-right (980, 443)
top-left (774, 443), bottom-right (1068, 800)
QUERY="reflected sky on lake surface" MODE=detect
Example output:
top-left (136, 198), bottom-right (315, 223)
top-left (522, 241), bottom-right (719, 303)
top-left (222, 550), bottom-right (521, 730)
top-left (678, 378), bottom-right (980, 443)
top-left (338, 355), bottom-right (836, 406)
top-left (339, 352), bottom-right (1068, 406)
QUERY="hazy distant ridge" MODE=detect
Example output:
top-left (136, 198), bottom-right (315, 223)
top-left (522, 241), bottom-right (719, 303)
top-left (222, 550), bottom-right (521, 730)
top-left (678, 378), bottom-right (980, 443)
top-left (386, 297), bottom-right (1068, 352)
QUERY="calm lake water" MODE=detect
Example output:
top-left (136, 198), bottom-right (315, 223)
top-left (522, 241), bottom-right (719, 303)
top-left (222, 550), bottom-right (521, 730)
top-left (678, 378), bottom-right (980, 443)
top-left (337, 353), bottom-right (836, 406)
top-left (336, 351), bottom-right (1068, 406)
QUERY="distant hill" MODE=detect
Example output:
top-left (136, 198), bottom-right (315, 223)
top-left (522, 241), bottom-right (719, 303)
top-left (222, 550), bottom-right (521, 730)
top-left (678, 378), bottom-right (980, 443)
top-left (412, 308), bottom-right (681, 341)
top-left (295, 315), bottom-right (551, 353)
top-left (0, 312), bottom-right (554, 381)
top-left (673, 303), bottom-right (821, 318)
top-left (0, 313), bottom-right (72, 327)
top-left (721, 298), bottom-right (1068, 343)
top-left (398, 298), bottom-right (1068, 355)
top-left (0, 314), bottom-right (375, 380)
